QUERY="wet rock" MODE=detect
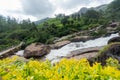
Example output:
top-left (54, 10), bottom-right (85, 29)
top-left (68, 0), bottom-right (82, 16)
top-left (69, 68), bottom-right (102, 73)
top-left (24, 43), bottom-right (51, 58)
top-left (93, 43), bottom-right (120, 65)
top-left (67, 46), bottom-right (103, 58)
top-left (50, 40), bottom-right (70, 49)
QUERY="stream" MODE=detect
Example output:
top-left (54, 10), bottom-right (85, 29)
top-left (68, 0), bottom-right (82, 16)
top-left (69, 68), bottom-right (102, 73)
top-left (15, 33), bottom-right (119, 63)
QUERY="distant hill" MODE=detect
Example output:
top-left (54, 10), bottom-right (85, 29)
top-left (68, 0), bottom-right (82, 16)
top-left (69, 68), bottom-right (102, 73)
top-left (34, 17), bottom-right (50, 25)
top-left (72, 4), bottom-right (108, 16)
top-left (78, 7), bottom-right (88, 15)
top-left (34, 4), bottom-right (108, 25)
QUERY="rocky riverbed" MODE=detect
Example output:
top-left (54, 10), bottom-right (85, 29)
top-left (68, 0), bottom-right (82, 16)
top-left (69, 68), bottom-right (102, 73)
top-left (0, 33), bottom-right (119, 64)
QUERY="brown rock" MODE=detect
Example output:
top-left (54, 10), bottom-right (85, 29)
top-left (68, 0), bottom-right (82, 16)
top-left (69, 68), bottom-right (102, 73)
top-left (51, 40), bottom-right (70, 49)
top-left (70, 52), bottom-right (98, 60)
top-left (24, 43), bottom-right (51, 58)
top-left (67, 46), bottom-right (103, 58)
top-left (94, 43), bottom-right (120, 65)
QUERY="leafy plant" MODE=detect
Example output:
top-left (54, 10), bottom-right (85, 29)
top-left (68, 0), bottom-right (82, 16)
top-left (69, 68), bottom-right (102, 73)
top-left (0, 56), bottom-right (120, 80)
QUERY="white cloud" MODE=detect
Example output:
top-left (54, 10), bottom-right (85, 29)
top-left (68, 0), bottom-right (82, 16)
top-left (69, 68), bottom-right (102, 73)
top-left (0, 0), bottom-right (114, 21)
top-left (21, 0), bottom-right (55, 20)
top-left (0, 0), bottom-right (22, 11)
top-left (51, 0), bottom-right (114, 16)
top-left (88, 0), bottom-right (114, 7)
top-left (0, 0), bottom-right (38, 21)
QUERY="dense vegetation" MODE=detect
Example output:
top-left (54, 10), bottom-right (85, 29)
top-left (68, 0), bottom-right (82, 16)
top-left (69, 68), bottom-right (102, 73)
top-left (0, 0), bottom-right (120, 51)
top-left (0, 16), bottom-right (39, 51)
top-left (0, 56), bottom-right (120, 80)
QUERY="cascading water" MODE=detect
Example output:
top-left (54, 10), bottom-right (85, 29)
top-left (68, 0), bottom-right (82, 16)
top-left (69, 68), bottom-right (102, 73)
top-left (14, 33), bottom-right (119, 63)
top-left (45, 33), bottom-right (119, 63)
top-left (15, 50), bottom-right (24, 56)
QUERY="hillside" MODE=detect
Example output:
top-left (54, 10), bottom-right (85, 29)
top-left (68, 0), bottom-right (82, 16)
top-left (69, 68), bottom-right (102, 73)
top-left (0, 0), bottom-right (120, 51)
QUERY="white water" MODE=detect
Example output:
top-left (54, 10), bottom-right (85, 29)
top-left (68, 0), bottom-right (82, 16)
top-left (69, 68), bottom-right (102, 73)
top-left (45, 33), bottom-right (119, 63)
top-left (15, 50), bottom-right (24, 56)
top-left (14, 33), bottom-right (119, 63)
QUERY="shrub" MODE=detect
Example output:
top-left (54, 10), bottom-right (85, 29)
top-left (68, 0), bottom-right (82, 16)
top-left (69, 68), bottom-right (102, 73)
top-left (0, 56), bottom-right (120, 80)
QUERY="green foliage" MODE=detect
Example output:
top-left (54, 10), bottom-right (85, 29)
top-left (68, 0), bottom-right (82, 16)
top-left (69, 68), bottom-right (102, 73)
top-left (90, 29), bottom-right (106, 37)
top-left (0, 0), bottom-right (120, 51)
top-left (0, 39), bottom-right (20, 51)
top-left (106, 0), bottom-right (120, 20)
top-left (106, 57), bottom-right (120, 68)
top-left (0, 16), bottom-right (39, 51)
top-left (0, 56), bottom-right (120, 80)
top-left (46, 37), bottom-right (55, 44)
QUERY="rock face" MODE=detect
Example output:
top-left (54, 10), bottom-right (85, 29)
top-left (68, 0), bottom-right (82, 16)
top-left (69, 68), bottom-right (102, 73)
top-left (50, 40), bottom-right (70, 49)
top-left (93, 43), bottom-right (120, 65)
top-left (0, 42), bottom-right (24, 59)
top-left (108, 37), bottom-right (120, 44)
top-left (24, 43), bottom-right (51, 58)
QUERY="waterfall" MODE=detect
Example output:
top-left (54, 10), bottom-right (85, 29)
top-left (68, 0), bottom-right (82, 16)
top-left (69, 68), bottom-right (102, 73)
top-left (46, 33), bottom-right (119, 63)
top-left (14, 33), bottom-right (119, 63)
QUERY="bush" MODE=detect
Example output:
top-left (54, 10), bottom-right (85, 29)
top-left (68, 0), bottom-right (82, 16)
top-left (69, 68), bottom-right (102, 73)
top-left (90, 29), bottom-right (106, 37)
top-left (0, 56), bottom-right (120, 80)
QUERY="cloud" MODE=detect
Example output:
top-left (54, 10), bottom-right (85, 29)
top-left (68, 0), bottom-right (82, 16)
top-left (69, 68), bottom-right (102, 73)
top-left (51, 0), bottom-right (114, 16)
top-left (88, 0), bottom-right (114, 7)
top-left (0, 0), bottom-right (114, 21)
top-left (56, 0), bottom-right (90, 9)
top-left (21, 0), bottom-right (55, 19)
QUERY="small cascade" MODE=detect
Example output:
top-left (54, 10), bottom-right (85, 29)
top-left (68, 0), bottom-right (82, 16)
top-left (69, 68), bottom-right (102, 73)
top-left (46, 33), bottom-right (119, 63)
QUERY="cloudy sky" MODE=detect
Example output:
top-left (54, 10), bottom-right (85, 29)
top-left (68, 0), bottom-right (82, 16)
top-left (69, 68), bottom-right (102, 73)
top-left (0, 0), bottom-right (113, 21)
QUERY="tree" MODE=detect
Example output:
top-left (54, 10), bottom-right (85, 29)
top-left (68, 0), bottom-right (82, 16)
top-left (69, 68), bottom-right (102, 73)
top-left (61, 16), bottom-right (69, 26)
top-left (83, 9), bottom-right (101, 19)
top-left (55, 14), bottom-right (65, 19)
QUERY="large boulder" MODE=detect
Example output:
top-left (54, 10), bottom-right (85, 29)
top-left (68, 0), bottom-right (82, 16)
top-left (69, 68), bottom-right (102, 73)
top-left (91, 43), bottom-right (120, 65)
top-left (24, 43), bottom-right (51, 58)
top-left (108, 37), bottom-right (120, 44)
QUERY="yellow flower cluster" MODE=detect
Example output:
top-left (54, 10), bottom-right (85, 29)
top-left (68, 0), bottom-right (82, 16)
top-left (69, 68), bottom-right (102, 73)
top-left (0, 56), bottom-right (120, 80)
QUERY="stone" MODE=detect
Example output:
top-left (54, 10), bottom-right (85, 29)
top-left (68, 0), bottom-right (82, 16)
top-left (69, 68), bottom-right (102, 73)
top-left (94, 43), bottom-right (120, 65)
top-left (66, 46), bottom-right (103, 58)
top-left (24, 43), bottom-right (51, 58)
top-left (50, 40), bottom-right (70, 49)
